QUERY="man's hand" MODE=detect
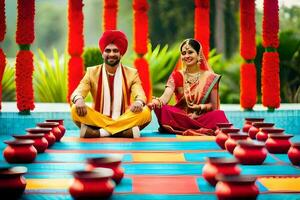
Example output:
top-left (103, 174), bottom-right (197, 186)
top-left (130, 100), bottom-right (144, 113)
top-left (75, 98), bottom-right (87, 116)
top-left (147, 99), bottom-right (161, 110)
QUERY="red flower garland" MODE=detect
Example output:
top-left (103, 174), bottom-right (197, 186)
top-left (0, 49), bottom-right (6, 110)
top-left (262, 0), bottom-right (279, 48)
top-left (16, 0), bottom-right (35, 44)
top-left (0, 0), bottom-right (5, 42)
top-left (15, 50), bottom-right (35, 111)
top-left (133, 0), bottom-right (149, 55)
top-left (67, 56), bottom-right (84, 101)
top-left (103, 0), bottom-right (118, 31)
top-left (240, 0), bottom-right (256, 60)
top-left (194, 0), bottom-right (210, 59)
top-left (262, 52), bottom-right (280, 108)
top-left (134, 57), bottom-right (151, 102)
top-left (68, 0), bottom-right (84, 56)
top-left (240, 63), bottom-right (257, 109)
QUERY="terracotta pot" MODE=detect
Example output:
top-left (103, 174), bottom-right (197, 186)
top-left (242, 118), bottom-right (264, 133)
top-left (233, 141), bottom-right (267, 165)
top-left (202, 157), bottom-right (241, 186)
top-left (216, 128), bottom-right (240, 149)
top-left (256, 128), bottom-right (284, 142)
top-left (288, 142), bottom-right (300, 165)
top-left (248, 122), bottom-right (274, 139)
top-left (86, 155), bottom-right (124, 184)
top-left (216, 175), bottom-right (259, 200)
top-left (225, 133), bottom-right (249, 154)
top-left (69, 168), bottom-right (115, 199)
top-left (26, 127), bottom-right (56, 147)
top-left (266, 134), bottom-right (293, 153)
top-left (3, 140), bottom-right (37, 163)
top-left (215, 123), bottom-right (233, 135)
top-left (45, 119), bottom-right (66, 136)
top-left (13, 134), bottom-right (48, 153)
top-left (37, 122), bottom-right (63, 142)
top-left (0, 166), bottom-right (27, 199)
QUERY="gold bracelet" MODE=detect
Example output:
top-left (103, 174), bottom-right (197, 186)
top-left (152, 96), bottom-right (163, 108)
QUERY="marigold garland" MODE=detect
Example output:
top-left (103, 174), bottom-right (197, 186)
top-left (262, 52), bottom-right (280, 108)
top-left (16, 0), bottom-right (34, 45)
top-left (240, 63), bottom-right (257, 109)
top-left (0, 0), bottom-right (5, 42)
top-left (15, 50), bottom-right (35, 111)
top-left (103, 0), bottom-right (118, 31)
top-left (134, 57), bottom-right (152, 102)
top-left (67, 56), bottom-right (84, 101)
top-left (194, 0), bottom-right (210, 59)
top-left (262, 0), bottom-right (279, 48)
top-left (0, 49), bottom-right (6, 110)
top-left (240, 0), bottom-right (256, 60)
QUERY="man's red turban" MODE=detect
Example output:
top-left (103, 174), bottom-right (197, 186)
top-left (99, 30), bottom-right (128, 55)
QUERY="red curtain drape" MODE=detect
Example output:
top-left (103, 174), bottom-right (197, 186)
top-left (67, 0), bottom-right (84, 102)
top-left (194, 0), bottom-right (210, 59)
top-left (239, 0), bottom-right (257, 109)
top-left (103, 0), bottom-right (118, 31)
top-left (0, 0), bottom-right (6, 110)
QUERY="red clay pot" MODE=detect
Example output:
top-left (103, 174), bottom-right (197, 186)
top-left (256, 128), bottom-right (284, 142)
top-left (225, 133), bottom-right (250, 154)
top-left (233, 141), bottom-right (267, 165)
top-left (86, 155), bottom-right (124, 184)
top-left (45, 119), bottom-right (66, 136)
top-left (216, 175), bottom-right (259, 200)
top-left (37, 122), bottom-right (63, 142)
top-left (13, 134), bottom-right (48, 153)
top-left (216, 128), bottom-right (240, 149)
top-left (26, 127), bottom-right (56, 147)
top-left (248, 122), bottom-right (274, 139)
top-left (288, 142), bottom-right (300, 165)
top-left (3, 140), bottom-right (37, 163)
top-left (0, 166), bottom-right (27, 199)
top-left (215, 123), bottom-right (233, 135)
top-left (202, 157), bottom-right (241, 186)
top-left (242, 118), bottom-right (264, 133)
top-left (266, 134), bottom-right (293, 154)
top-left (69, 168), bottom-right (115, 199)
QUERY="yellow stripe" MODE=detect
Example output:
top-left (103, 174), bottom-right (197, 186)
top-left (176, 135), bottom-right (215, 141)
top-left (26, 179), bottom-right (72, 189)
top-left (259, 177), bottom-right (300, 191)
top-left (132, 152), bottom-right (185, 162)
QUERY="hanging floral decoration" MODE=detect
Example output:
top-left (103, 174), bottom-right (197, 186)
top-left (0, 49), bottom-right (6, 110)
top-left (262, 0), bottom-right (279, 48)
top-left (134, 57), bottom-right (152, 100)
top-left (103, 0), bottom-right (118, 31)
top-left (0, 0), bottom-right (6, 110)
top-left (16, 0), bottom-right (34, 45)
top-left (240, 63), bottom-right (257, 109)
top-left (194, 0), bottom-right (210, 59)
top-left (67, 0), bottom-right (84, 101)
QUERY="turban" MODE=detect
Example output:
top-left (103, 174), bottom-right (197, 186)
top-left (99, 30), bottom-right (128, 55)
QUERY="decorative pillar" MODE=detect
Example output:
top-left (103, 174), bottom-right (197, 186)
top-left (262, 0), bottom-right (280, 110)
top-left (15, 0), bottom-right (35, 114)
top-left (0, 0), bottom-right (6, 111)
top-left (67, 0), bottom-right (84, 101)
top-left (133, 0), bottom-right (151, 101)
top-left (103, 0), bottom-right (118, 31)
top-left (239, 0), bottom-right (257, 110)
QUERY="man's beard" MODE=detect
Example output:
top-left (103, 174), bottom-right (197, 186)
top-left (104, 58), bottom-right (120, 67)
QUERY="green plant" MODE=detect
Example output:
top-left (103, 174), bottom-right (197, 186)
top-left (2, 62), bottom-right (16, 101)
top-left (34, 48), bottom-right (68, 102)
top-left (82, 47), bottom-right (103, 70)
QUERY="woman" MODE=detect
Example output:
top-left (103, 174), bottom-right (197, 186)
top-left (148, 39), bottom-right (229, 136)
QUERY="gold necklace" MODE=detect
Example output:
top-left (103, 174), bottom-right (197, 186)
top-left (106, 70), bottom-right (115, 76)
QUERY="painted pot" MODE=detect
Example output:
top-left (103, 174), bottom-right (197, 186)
top-left (233, 141), bottom-right (267, 165)
top-left (69, 168), bottom-right (115, 199)
top-left (26, 127), bottom-right (56, 147)
top-left (13, 134), bottom-right (48, 153)
top-left (256, 128), bottom-right (284, 142)
top-left (216, 128), bottom-right (240, 149)
top-left (86, 155), bottom-right (124, 184)
top-left (242, 118), bottom-right (264, 133)
top-left (215, 123), bottom-right (233, 135)
top-left (0, 166), bottom-right (27, 199)
top-left (225, 133), bottom-right (249, 154)
top-left (202, 157), bottom-right (241, 186)
top-left (216, 175), bottom-right (259, 200)
top-left (45, 119), bottom-right (66, 136)
top-left (3, 140), bottom-right (37, 163)
top-left (37, 122), bottom-right (63, 142)
top-left (266, 134), bottom-right (293, 153)
top-left (288, 142), bottom-right (300, 165)
top-left (248, 122), bottom-right (274, 140)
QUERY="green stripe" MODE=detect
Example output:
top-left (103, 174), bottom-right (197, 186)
top-left (201, 75), bottom-right (221, 104)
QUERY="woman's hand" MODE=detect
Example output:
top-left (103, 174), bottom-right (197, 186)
top-left (147, 98), bottom-right (161, 110)
top-left (188, 112), bottom-right (199, 119)
top-left (75, 98), bottom-right (87, 116)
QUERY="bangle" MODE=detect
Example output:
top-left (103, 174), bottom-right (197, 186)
top-left (152, 96), bottom-right (163, 108)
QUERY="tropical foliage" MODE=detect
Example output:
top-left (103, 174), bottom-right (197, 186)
top-left (2, 62), bottom-right (15, 101)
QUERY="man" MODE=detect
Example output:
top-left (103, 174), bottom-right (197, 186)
top-left (71, 30), bottom-right (151, 138)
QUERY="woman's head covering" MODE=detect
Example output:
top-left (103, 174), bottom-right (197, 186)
top-left (99, 30), bottom-right (128, 55)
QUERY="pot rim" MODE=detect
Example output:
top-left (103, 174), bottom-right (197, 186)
top-left (237, 140), bottom-right (265, 148)
top-left (73, 168), bottom-right (114, 179)
top-left (228, 133), bottom-right (249, 138)
top-left (260, 128), bottom-right (285, 133)
top-left (0, 166), bottom-right (27, 176)
top-left (26, 127), bottom-right (52, 133)
top-left (268, 134), bottom-right (293, 138)
top-left (220, 128), bottom-right (240, 133)
top-left (13, 134), bottom-right (45, 139)
top-left (87, 155), bottom-right (123, 164)
top-left (37, 122), bottom-right (59, 127)
top-left (244, 118), bottom-right (264, 122)
top-left (206, 157), bottom-right (239, 164)
top-left (216, 174), bottom-right (257, 183)
top-left (252, 122), bottom-right (274, 128)
top-left (4, 139), bottom-right (34, 145)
